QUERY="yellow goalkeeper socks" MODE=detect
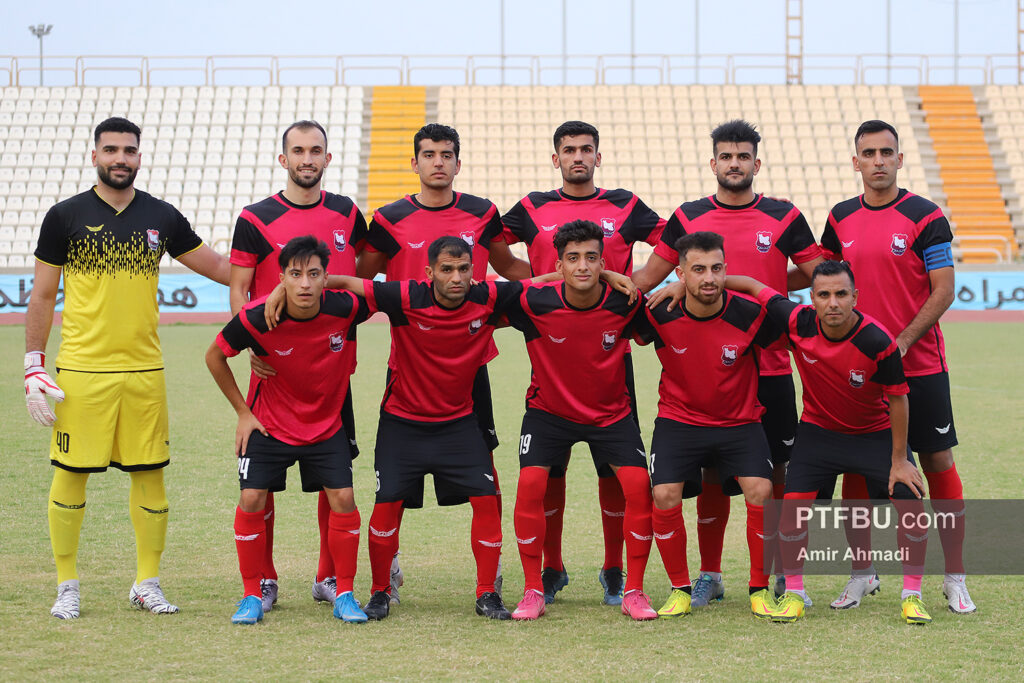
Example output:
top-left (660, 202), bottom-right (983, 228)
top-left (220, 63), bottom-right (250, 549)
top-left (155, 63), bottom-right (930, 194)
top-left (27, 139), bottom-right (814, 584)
top-left (48, 469), bottom-right (89, 584)
top-left (129, 469), bottom-right (169, 583)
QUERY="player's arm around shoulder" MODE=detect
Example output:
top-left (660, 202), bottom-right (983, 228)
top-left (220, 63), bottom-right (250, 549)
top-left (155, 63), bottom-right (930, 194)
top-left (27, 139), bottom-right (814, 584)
top-left (178, 243), bottom-right (231, 286)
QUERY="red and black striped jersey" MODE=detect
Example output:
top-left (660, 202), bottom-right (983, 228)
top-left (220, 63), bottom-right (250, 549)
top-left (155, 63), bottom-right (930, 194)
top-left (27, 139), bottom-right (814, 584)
top-left (501, 188), bottom-right (665, 276)
top-left (820, 189), bottom-right (954, 377)
top-left (654, 194), bottom-right (821, 376)
top-left (366, 193), bottom-right (503, 282)
top-left (758, 288), bottom-right (908, 435)
top-left (365, 279), bottom-right (524, 423)
top-left (230, 191), bottom-right (366, 299)
top-left (215, 290), bottom-right (368, 445)
top-left (634, 291), bottom-right (782, 427)
top-left (505, 281), bottom-right (642, 427)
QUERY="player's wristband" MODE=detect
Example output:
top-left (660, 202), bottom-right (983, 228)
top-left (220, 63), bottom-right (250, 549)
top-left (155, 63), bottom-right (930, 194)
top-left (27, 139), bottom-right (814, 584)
top-left (25, 351), bottom-right (45, 371)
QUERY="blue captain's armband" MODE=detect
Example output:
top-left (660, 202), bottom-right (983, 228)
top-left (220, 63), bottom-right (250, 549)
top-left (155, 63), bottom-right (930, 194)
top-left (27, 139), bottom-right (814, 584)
top-left (923, 242), bottom-right (954, 271)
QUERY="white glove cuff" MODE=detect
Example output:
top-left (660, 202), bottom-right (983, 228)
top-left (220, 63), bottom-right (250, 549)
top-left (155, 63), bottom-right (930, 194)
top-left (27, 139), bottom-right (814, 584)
top-left (25, 351), bottom-right (45, 371)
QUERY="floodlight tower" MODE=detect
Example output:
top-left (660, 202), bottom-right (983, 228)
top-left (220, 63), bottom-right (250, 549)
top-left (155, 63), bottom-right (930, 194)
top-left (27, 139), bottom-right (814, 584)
top-left (28, 23), bottom-right (53, 86)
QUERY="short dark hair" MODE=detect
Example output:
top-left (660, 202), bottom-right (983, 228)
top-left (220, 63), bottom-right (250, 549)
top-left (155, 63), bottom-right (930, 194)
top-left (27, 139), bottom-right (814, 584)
top-left (553, 121), bottom-right (599, 151)
top-left (553, 219), bottom-right (604, 258)
top-left (94, 117), bottom-right (141, 146)
top-left (414, 123), bottom-right (460, 159)
top-left (811, 259), bottom-right (855, 288)
top-left (278, 235), bottom-right (330, 271)
top-left (710, 119), bottom-right (760, 157)
top-left (854, 120), bottom-right (899, 150)
top-left (674, 231), bottom-right (725, 263)
top-left (427, 235), bottom-right (472, 265)
top-left (281, 120), bottom-right (328, 154)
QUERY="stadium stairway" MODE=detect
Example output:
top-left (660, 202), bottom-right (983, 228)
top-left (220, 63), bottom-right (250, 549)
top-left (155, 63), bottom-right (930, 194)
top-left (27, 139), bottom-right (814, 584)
top-left (366, 86), bottom-right (426, 211)
top-left (919, 86), bottom-right (1017, 263)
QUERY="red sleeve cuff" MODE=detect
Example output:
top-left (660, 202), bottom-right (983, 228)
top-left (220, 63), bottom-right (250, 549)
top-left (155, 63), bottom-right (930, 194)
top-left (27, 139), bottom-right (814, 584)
top-left (215, 333), bottom-right (240, 358)
top-left (652, 242), bottom-right (678, 265)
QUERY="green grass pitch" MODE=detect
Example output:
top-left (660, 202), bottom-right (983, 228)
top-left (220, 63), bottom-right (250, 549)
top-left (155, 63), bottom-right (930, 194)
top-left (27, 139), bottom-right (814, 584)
top-left (1, 321), bottom-right (1022, 680)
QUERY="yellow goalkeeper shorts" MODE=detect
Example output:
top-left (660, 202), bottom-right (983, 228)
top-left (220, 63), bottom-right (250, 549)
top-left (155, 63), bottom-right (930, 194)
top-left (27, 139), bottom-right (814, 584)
top-left (50, 369), bottom-right (169, 472)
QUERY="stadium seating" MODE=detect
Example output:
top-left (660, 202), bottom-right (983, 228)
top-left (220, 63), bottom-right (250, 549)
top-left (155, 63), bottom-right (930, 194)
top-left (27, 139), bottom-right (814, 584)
top-left (0, 85), bottom-right (366, 260)
top-left (0, 82), bottom-right (1020, 269)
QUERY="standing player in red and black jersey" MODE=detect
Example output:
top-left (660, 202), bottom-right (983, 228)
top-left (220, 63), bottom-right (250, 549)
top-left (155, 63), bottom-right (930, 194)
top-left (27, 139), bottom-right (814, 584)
top-left (819, 120), bottom-right (972, 614)
top-left (501, 121), bottom-right (666, 606)
top-left (207, 236), bottom-right (370, 625)
top-left (229, 121), bottom-right (368, 613)
top-left (359, 123), bottom-right (531, 602)
top-left (505, 220), bottom-right (657, 622)
top-left (633, 231), bottom-right (782, 620)
top-left (726, 262), bottom-right (932, 625)
top-left (641, 120), bottom-right (823, 607)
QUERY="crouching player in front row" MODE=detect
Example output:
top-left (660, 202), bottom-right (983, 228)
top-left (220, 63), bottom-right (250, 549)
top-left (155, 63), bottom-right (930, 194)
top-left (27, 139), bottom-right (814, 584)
top-left (633, 231), bottom-right (783, 619)
top-left (206, 236), bottom-right (370, 625)
top-left (727, 261), bottom-right (932, 624)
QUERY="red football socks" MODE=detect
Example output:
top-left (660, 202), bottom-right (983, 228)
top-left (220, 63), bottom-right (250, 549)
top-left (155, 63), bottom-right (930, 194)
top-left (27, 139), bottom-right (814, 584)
top-left (542, 475), bottom-right (566, 571)
top-left (470, 495), bottom-right (502, 597)
top-left (234, 506), bottom-right (266, 597)
top-left (599, 476), bottom-right (626, 571)
top-left (746, 501), bottom-right (768, 588)
top-left (316, 491), bottom-right (334, 582)
top-left (261, 492), bottom-right (277, 581)
top-left (652, 503), bottom-right (689, 588)
top-left (616, 466), bottom-right (653, 594)
top-left (925, 464), bottom-right (965, 574)
top-left (696, 482), bottom-right (730, 573)
top-left (328, 509), bottom-right (360, 595)
top-left (514, 467), bottom-right (549, 593)
top-left (367, 501), bottom-right (403, 594)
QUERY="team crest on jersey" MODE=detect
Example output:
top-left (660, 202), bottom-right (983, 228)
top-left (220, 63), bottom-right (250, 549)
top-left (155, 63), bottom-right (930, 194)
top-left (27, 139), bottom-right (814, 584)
top-left (600, 218), bottom-right (616, 238)
top-left (468, 318), bottom-right (483, 335)
top-left (460, 232), bottom-right (475, 247)
top-left (890, 233), bottom-right (909, 256)
top-left (849, 369), bottom-right (865, 388)
top-left (329, 333), bottom-right (345, 352)
top-left (601, 330), bottom-right (618, 351)
top-left (721, 344), bottom-right (739, 366)
top-left (755, 231), bottom-right (773, 253)
top-left (333, 230), bottom-right (346, 252)
top-left (146, 229), bottom-right (160, 251)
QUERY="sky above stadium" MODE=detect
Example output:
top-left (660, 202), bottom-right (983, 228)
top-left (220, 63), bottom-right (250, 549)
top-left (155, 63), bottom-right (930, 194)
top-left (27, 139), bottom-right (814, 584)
top-left (0, 0), bottom-right (1015, 84)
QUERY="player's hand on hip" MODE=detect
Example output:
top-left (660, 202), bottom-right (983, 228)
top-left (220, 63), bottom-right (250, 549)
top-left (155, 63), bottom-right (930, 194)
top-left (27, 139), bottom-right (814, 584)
top-left (235, 411), bottom-right (268, 457)
top-left (264, 283), bottom-right (287, 330)
top-left (646, 280), bottom-right (685, 311)
top-left (249, 350), bottom-right (277, 379)
top-left (889, 457), bottom-right (924, 498)
top-left (24, 351), bottom-right (64, 427)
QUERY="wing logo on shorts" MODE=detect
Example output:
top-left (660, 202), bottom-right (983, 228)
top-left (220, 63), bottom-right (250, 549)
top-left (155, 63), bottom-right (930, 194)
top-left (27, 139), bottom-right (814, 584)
top-left (801, 352), bottom-right (818, 365)
top-left (484, 473), bottom-right (494, 481)
top-left (275, 348), bottom-right (294, 356)
top-left (516, 536), bottom-right (538, 545)
top-left (783, 438), bottom-right (795, 446)
top-left (935, 423), bottom-right (952, 434)
top-left (548, 335), bottom-right (566, 343)
top-left (477, 539), bottom-right (502, 548)
top-left (369, 525), bottom-right (398, 538)
top-left (630, 531), bottom-right (654, 541)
